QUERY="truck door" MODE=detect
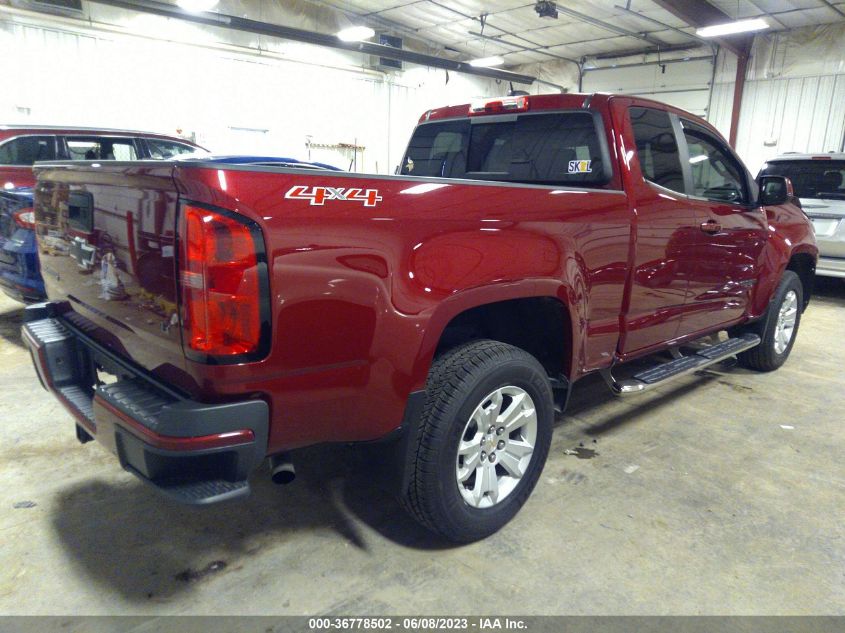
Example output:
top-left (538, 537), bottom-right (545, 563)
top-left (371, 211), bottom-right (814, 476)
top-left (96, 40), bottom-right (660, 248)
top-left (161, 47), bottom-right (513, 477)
top-left (674, 119), bottom-right (768, 335)
top-left (618, 105), bottom-right (700, 355)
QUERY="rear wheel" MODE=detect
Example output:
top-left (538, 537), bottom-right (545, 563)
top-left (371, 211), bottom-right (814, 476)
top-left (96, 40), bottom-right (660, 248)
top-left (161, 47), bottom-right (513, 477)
top-left (401, 340), bottom-right (554, 542)
top-left (737, 270), bottom-right (803, 372)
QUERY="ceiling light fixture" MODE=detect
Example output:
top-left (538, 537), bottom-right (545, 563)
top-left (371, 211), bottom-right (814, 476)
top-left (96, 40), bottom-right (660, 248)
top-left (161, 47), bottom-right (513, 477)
top-left (337, 26), bottom-right (375, 42)
top-left (696, 18), bottom-right (769, 37)
top-left (468, 55), bottom-right (505, 67)
top-left (176, 0), bottom-right (218, 12)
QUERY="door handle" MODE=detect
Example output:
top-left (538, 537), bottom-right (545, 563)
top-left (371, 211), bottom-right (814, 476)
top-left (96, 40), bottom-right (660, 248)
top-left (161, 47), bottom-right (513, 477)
top-left (700, 220), bottom-right (721, 234)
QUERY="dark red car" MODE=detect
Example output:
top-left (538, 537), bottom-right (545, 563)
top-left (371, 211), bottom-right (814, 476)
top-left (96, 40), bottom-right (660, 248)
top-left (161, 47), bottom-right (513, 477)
top-left (22, 95), bottom-right (815, 542)
top-left (0, 126), bottom-right (205, 303)
top-left (0, 125), bottom-right (205, 190)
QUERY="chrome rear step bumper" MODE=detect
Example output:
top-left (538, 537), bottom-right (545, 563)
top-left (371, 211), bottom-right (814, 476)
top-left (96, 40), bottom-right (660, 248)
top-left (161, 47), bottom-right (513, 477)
top-left (21, 302), bottom-right (269, 504)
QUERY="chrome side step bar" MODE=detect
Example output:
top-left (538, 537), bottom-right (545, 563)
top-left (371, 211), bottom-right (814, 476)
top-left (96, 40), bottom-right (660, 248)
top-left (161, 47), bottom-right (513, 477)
top-left (602, 333), bottom-right (761, 397)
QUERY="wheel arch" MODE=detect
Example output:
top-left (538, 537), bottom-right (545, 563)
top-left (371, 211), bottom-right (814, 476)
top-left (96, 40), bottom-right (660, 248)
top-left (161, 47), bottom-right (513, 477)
top-left (409, 280), bottom-right (578, 392)
top-left (785, 250), bottom-right (816, 311)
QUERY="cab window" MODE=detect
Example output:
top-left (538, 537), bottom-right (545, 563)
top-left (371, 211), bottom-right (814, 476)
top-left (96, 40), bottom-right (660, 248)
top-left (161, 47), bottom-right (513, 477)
top-left (681, 122), bottom-right (748, 204)
top-left (0, 136), bottom-right (58, 165)
top-left (65, 137), bottom-right (138, 160)
top-left (400, 112), bottom-right (610, 187)
top-left (629, 107), bottom-right (684, 194)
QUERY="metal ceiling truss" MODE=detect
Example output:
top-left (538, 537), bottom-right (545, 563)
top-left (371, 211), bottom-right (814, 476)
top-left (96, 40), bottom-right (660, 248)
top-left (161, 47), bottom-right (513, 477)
top-left (613, 5), bottom-right (715, 50)
top-left (466, 30), bottom-right (580, 65)
top-left (649, 0), bottom-right (754, 57)
top-left (85, 0), bottom-right (537, 84)
top-left (590, 42), bottom-right (703, 59)
top-left (648, 0), bottom-right (756, 147)
top-left (410, 1), bottom-right (673, 48)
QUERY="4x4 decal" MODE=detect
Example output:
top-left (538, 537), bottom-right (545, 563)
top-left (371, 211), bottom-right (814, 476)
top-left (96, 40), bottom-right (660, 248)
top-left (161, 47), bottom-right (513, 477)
top-left (285, 185), bottom-right (383, 207)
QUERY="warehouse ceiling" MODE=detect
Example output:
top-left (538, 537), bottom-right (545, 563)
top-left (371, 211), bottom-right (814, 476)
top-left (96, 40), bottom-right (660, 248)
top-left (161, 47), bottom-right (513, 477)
top-left (316, 0), bottom-right (845, 65)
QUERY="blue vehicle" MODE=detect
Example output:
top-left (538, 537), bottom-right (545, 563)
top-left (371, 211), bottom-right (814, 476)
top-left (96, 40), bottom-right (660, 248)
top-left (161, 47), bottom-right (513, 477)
top-left (0, 187), bottom-right (42, 302)
top-left (0, 156), bottom-right (340, 304)
top-left (199, 155), bottom-right (342, 170)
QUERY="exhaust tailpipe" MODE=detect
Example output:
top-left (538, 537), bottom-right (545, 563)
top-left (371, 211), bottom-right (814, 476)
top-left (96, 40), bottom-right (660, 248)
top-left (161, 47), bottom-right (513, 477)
top-left (270, 453), bottom-right (296, 485)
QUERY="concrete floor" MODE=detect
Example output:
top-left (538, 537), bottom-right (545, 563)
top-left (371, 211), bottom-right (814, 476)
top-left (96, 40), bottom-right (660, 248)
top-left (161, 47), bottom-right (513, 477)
top-left (0, 280), bottom-right (843, 616)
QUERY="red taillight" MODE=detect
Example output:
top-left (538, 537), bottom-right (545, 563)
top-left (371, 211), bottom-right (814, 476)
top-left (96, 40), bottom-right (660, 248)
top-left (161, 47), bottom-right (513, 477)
top-left (179, 204), bottom-right (266, 359)
top-left (14, 208), bottom-right (35, 230)
top-left (468, 95), bottom-right (530, 116)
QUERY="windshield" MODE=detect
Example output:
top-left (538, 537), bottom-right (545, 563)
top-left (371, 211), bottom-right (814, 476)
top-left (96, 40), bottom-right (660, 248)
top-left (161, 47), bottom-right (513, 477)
top-left (400, 112), bottom-right (610, 187)
top-left (760, 159), bottom-right (845, 200)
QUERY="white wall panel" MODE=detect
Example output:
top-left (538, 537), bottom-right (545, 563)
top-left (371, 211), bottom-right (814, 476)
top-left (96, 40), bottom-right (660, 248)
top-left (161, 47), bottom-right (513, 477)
top-left (707, 81), bottom-right (735, 139)
top-left (708, 24), bottom-right (845, 171)
top-left (581, 57), bottom-right (715, 117)
top-left (0, 10), bottom-right (500, 174)
top-left (734, 74), bottom-right (845, 172)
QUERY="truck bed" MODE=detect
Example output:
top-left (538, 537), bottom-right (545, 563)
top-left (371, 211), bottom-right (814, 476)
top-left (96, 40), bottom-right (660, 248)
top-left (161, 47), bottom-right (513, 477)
top-left (33, 158), bottom-right (631, 452)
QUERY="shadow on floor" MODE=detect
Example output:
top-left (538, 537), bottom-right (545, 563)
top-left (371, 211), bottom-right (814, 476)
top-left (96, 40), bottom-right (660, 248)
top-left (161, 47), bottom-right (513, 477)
top-left (51, 442), bottom-right (455, 603)
top-left (51, 359), bottom-right (728, 604)
top-left (561, 369), bottom-right (721, 437)
top-left (811, 276), bottom-right (845, 306)
top-left (44, 289), bottom-right (801, 603)
top-left (0, 302), bottom-right (24, 349)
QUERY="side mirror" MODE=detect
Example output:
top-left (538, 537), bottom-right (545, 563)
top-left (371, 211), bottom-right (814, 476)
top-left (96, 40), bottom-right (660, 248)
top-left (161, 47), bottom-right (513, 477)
top-left (758, 175), bottom-right (795, 206)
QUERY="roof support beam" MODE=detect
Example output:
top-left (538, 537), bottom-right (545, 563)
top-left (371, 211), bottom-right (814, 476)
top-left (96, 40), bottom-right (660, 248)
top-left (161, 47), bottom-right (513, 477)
top-left (649, 0), bottom-right (753, 57)
top-left (817, 0), bottom-right (845, 19)
top-left (467, 30), bottom-right (581, 66)
top-left (550, 4), bottom-right (668, 47)
top-left (729, 50), bottom-right (749, 148)
top-left (86, 0), bottom-right (537, 84)
top-left (590, 42), bottom-right (701, 59)
top-left (648, 0), bottom-right (754, 147)
top-left (613, 5), bottom-right (715, 49)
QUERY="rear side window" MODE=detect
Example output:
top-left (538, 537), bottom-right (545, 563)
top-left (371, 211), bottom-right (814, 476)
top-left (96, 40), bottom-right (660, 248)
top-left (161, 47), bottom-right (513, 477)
top-left (145, 139), bottom-right (199, 159)
top-left (401, 112), bottom-right (610, 186)
top-left (760, 160), bottom-right (845, 200)
top-left (66, 137), bottom-right (138, 161)
top-left (629, 107), bottom-right (684, 193)
top-left (0, 136), bottom-right (57, 165)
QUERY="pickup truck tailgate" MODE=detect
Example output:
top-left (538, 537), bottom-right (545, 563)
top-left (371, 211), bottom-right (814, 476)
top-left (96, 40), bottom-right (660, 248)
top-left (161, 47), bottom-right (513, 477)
top-left (33, 164), bottom-right (187, 386)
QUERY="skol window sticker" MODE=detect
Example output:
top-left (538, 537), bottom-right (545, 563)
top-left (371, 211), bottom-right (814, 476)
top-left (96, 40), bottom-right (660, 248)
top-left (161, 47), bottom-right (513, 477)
top-left (568, 159), bottom-right (592, 174)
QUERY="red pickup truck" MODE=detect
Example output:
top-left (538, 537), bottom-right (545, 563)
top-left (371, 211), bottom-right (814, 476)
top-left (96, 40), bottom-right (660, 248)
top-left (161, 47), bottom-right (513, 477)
top-left (22, 94), bottom-right (816, 542)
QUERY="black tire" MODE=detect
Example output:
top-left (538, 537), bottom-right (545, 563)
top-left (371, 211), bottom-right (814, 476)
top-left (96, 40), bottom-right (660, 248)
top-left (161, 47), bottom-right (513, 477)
top-left (737, 270), bottom-right (803, 372)
top-left (401, 340), bottom-right (554, 542)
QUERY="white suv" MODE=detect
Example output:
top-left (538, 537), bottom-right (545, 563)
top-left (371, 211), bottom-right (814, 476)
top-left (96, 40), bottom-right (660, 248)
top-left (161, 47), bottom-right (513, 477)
top-left (759, 153), bottom-right (845, 278)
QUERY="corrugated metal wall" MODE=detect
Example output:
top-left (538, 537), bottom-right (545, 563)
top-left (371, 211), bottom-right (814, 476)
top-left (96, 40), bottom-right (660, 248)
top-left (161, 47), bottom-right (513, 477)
top-left (739, 75), bottom-right (845, 171)
top-left (582, 25), bottom-right (845, 173)
top-left (711, 74), bottom-right (845, 172)
top-left (709, 24), bottom-right (845, 172)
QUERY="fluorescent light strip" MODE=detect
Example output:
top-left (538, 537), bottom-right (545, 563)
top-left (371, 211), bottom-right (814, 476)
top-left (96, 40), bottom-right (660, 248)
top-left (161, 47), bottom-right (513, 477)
top-left (176, 0), bottom-right (218, 12)
top-left (337, 26), bottom-right (375, 42)
top-left (468, 56), bottom-right (505, 68)
top-left (696, 18), bottom-right (769, 38)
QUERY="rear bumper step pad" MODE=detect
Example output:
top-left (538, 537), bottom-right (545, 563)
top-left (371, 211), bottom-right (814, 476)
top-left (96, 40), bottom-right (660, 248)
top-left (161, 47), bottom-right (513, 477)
top-left (22, 303), bottom-right (269, 504)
